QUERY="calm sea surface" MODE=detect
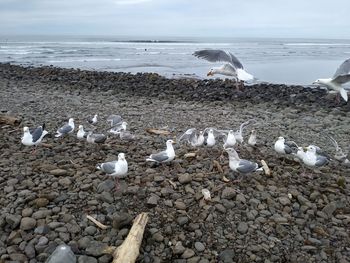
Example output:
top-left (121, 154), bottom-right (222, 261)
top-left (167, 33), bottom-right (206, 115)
top-left (1, 35), bottom-right (350, 85)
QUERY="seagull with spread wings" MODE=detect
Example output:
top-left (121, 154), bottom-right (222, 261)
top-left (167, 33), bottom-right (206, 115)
top-left (193, 49), bottom-right (254, 89)
top-left (313, 58), bottom-right (350, 102)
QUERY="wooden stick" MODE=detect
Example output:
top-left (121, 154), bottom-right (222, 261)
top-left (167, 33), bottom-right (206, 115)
top-left (86, 215), bottom-right (109, 230)
top-left (109, 212), bottom-right (149, 263)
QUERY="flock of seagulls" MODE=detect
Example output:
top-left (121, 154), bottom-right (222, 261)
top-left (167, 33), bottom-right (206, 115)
top-left (20, 112), bottom-right (348, 191)
top-left (193, 49), bottom-right (350, 102)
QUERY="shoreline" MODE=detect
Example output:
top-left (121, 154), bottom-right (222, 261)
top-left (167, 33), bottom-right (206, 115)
top-left (0, 62), bottom-right (350, 262)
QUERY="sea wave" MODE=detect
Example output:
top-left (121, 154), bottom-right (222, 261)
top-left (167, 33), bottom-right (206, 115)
top-left (284, 43), bottom-right (350, 46)
top-left (47, 58), bottom-right (122, 63)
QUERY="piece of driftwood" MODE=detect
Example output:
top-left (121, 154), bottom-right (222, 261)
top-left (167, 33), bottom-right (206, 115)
top-left (213, 160), bottom-right (224, 174)
top-left (145, 128), bottom-right (170, 135)
top-left (104, 212), bottom-right (149, 263)
top-left (0, 114), bottom-right (21, 126)
top-left (86, 215), bottom-right (109, 230)
top-left (261, 160), bottom-right (271, 176)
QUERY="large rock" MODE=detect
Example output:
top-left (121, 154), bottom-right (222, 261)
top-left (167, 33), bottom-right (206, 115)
top-left (221, 187), bottom-right (236, 199)
top-left (20, 217), bottom-right (36, 230)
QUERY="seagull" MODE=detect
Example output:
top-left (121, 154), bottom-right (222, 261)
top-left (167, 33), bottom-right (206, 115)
top-left (225, 148), bottom-right (263, 175)
top-left (205, 128), bottom-right (216, 147)
top-left (77, 125), bottom-right (88, 139)
top-left (109, 121), bottom-right (128, 135)
top-left (21, 124), bottom-right (49, 153)
top-left (313, 58), bottom-right (350, 102)
top-left (248, 129), bottom-right (257, 146)
top-left (87, 114), bottom-right (98, 125)
top-left (55, 118), bottom-right (75, 137)
top-left (223, 130), bottom-right (236, 148)
top-left (107, 114), bottom-right (123, 127)
top-left (178, 128), bottom-right (204, 147)
top-left (119, 130), bottom-right (136, 141)
top-left (274, 137), bottom-right (298, 155)
top-left (86, 131), bottom-right (107, 144)
top-left (96, 153), bottom-right (128, 190)
top-left (146, 139), bottom-right (176, 163)
top-left (326, 134), bottom-right (348, 162)
top-left (302, 145), bottom-right (329, 168)
top-left (193, 49), bottom-right (254, 89)
top-left (234, 119), bottom-right (256, 144)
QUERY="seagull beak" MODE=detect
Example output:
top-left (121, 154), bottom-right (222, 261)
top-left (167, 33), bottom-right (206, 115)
top-left (303, 147), bottom-right (308, 151)
top-left (172, 140), bottom-right (176, 144)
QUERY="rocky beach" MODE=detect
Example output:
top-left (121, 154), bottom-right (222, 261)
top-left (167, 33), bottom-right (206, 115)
top-left (0, 63), bottom-right (349, 263)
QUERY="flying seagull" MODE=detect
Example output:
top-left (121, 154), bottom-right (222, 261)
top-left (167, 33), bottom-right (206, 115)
top-left (313, 58), bottom-right (350, 102)
top-left (178, 128), bottom-right (205, 147)
top-left (55, 118), bottom-right (75, 137)
top-left (21, 124), bottom-right (49, 153)
top-left (193, 49), bottom-right (254, 89)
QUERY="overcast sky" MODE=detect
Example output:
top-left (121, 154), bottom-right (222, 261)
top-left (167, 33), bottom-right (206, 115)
top-left (1, 0), bottom-right (349, 39)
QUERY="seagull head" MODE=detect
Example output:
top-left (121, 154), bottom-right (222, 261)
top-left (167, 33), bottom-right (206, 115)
top-left (251, 129), bottom-right (256, 135)
top-left (207, 68), bottom-right (215, 76)
top-left (312, 78), bottom-right (331, 85)
top-left (68, 118), bottom-right (74, 124)
top-left (199, 131), bottom-right (204, 136)
top-left (225, 148), bottom-right (240, 160)
top-left (306, 145), bottom-right (317, 153)
top-left (166, 139), bottom-right (175, 145)
top-left (228, 130), bottom-right (234, 135)
top-left (118, 153), bottom-right (126, 160)
top-left (122, 121), bottom-right (128, 130)
top-left (278, 136), bottom-right (285, 142)
top-left (23, 126), bottom-right (30, 133)
top-left (78, 125), bottom-right (84, 130)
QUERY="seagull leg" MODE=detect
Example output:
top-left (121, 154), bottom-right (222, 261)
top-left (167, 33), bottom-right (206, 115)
top-left (31, 146), bottom-right (37, 155)
top-left (114, 177), bottom-right (120, 192)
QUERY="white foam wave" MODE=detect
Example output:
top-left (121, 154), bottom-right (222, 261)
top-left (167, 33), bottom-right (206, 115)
top-left (47, 58), bottom-right (121, 63)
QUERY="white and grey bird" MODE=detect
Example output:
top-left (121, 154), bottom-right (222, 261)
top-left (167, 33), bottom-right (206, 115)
top-left (313, 58), bottom-right (350, 102)
top-left (96, 153), bottom-right (128, 189)
top-left (178, 128), bottom-right (204, 147)
top-left (225, 148), bottom-right (262, 174)
top-left (205, 128), bottom-right (216, 147)
top-left (77, 125), bottom-right (88, 139)
top-left (326, 135), bottom-right (348, 162)
top-left (234, 119), bottom-right (255, 144)
top-left (107, 114), bottom-right (123, 127)
top-left (55, 118), bottom-right (75, 137)
top-left (248, 129), bottom-right (257, 146)
top-left (274, 137), bottom-right (298, 155)
top-left (86, 131), bottom-right (107, 144)
top-left (302, 145), bottom-right (329, 168)
top-left (87, 114), bottom-right (98, 125)
top-left (146, 139), bottom-right (176, 163)
top-left (119, 130), bottom-right (136, 141)
top-left (223, 130), bottom-right (236, 148)
top-left (109, 121), bottom-right (128, 135)
top-left (193, 49), bottom-right (254, 89)
top-left (21, 124), bottom-right (49, 149)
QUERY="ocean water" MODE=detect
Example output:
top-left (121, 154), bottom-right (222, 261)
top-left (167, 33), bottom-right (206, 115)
top-left (0, 35), bottom-right (350, 85)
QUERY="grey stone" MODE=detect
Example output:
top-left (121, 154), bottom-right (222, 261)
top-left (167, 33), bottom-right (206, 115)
top-left (20, 217), bottom-right (36, 231)
top-left (219, 249), bottom-right (235, 263)
top-left (5, 214), bottom-right (21, 229)
top-left (85, 241), bottom-right (108, 257)
top-left (177, 216), bottom-right (189, 226)
top-left (194, 242), bottom-right (205, 252)
top-left (182, 248), bottom-right (195, 259)
top-left (78, 255), bottom-right (98, 263)
top-left (222, 187), bottom-right (236, 199)
top-left (322, 202), bottom-right (337, 217)
top-left (112, 212), bottom-right (133, 229)
top-left (178, 174), bottom-right (192, 184)
top-left (147, 195), bottom-right (159, 207)
top-left (237, 222), bottom-right (248, 234)
top-left (173, 242), bottom-right (186, 255)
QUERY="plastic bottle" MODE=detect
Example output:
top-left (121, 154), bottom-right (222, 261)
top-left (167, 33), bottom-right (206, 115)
top-left (45, 244), bottom-right (76, 263)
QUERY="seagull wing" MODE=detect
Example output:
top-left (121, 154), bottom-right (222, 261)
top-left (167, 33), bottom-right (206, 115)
top-left (315, 155), bottom-right (329, 167)
top-left (332, 74), bottom-right (350, 85)
top-left (178, 128), bottom-right (197, 143)
top-left (100, 161), bottom-right (117, 174)
top-left (31, 125), bottom-right (44, 143)
top-left (193, 49), bottom-right (244, 69)
top-left (333, 58), bottom-right (350, 78)
top-left (149, 151), bottom-right (169, 162)
top-left (237, 159), bottom-right (258, 174)
top-left (58, 124), bottom-right (73, 134)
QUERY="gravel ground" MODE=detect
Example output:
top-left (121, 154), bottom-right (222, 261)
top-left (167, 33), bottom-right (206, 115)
top-left (0, 63), bottom-right (349, 263)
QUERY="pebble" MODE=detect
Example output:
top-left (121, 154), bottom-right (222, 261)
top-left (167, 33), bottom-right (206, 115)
top-left (20, 217), bottom-right (36, 231)
top-left (194, 242), bottom-right (205, 252)
top-left (178, 174), bottom-right (192, 184)
top-left (237, 222), bottom-right (248, 234)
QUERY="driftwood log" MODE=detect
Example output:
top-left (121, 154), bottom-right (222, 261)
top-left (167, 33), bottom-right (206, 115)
top-left (104, 212), bottom-right (149, 263)
top-left (0, 114), bottom-right (21, 126)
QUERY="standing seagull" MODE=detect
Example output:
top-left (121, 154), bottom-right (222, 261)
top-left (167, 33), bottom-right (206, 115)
top-left (77, 125), bottom-right (88, 139)
top-left (55, 118), bottom-right (75, 138)
top-left (274, 137), bottom-right (298, 155)
top-left (21, 124), bottom-right (49, 153)
top-left (223, 130), bottom-right (236, 148)
top-left (96, 153), bottom-right (128, 190)
top-left (193, 49), bottom-right (254, 89)
top-left (313, 58), bottom-right (350, 102)
top-left (146, 139), bottom-right (176, 163)
top-left (225, 148), bottom-right (263, 175)
top-left (248, 129), bottom-right (257, 146)
top-left (87, 114), bottom-right (98, 125)
top-left (302, 145), bottom-right (329, 168)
